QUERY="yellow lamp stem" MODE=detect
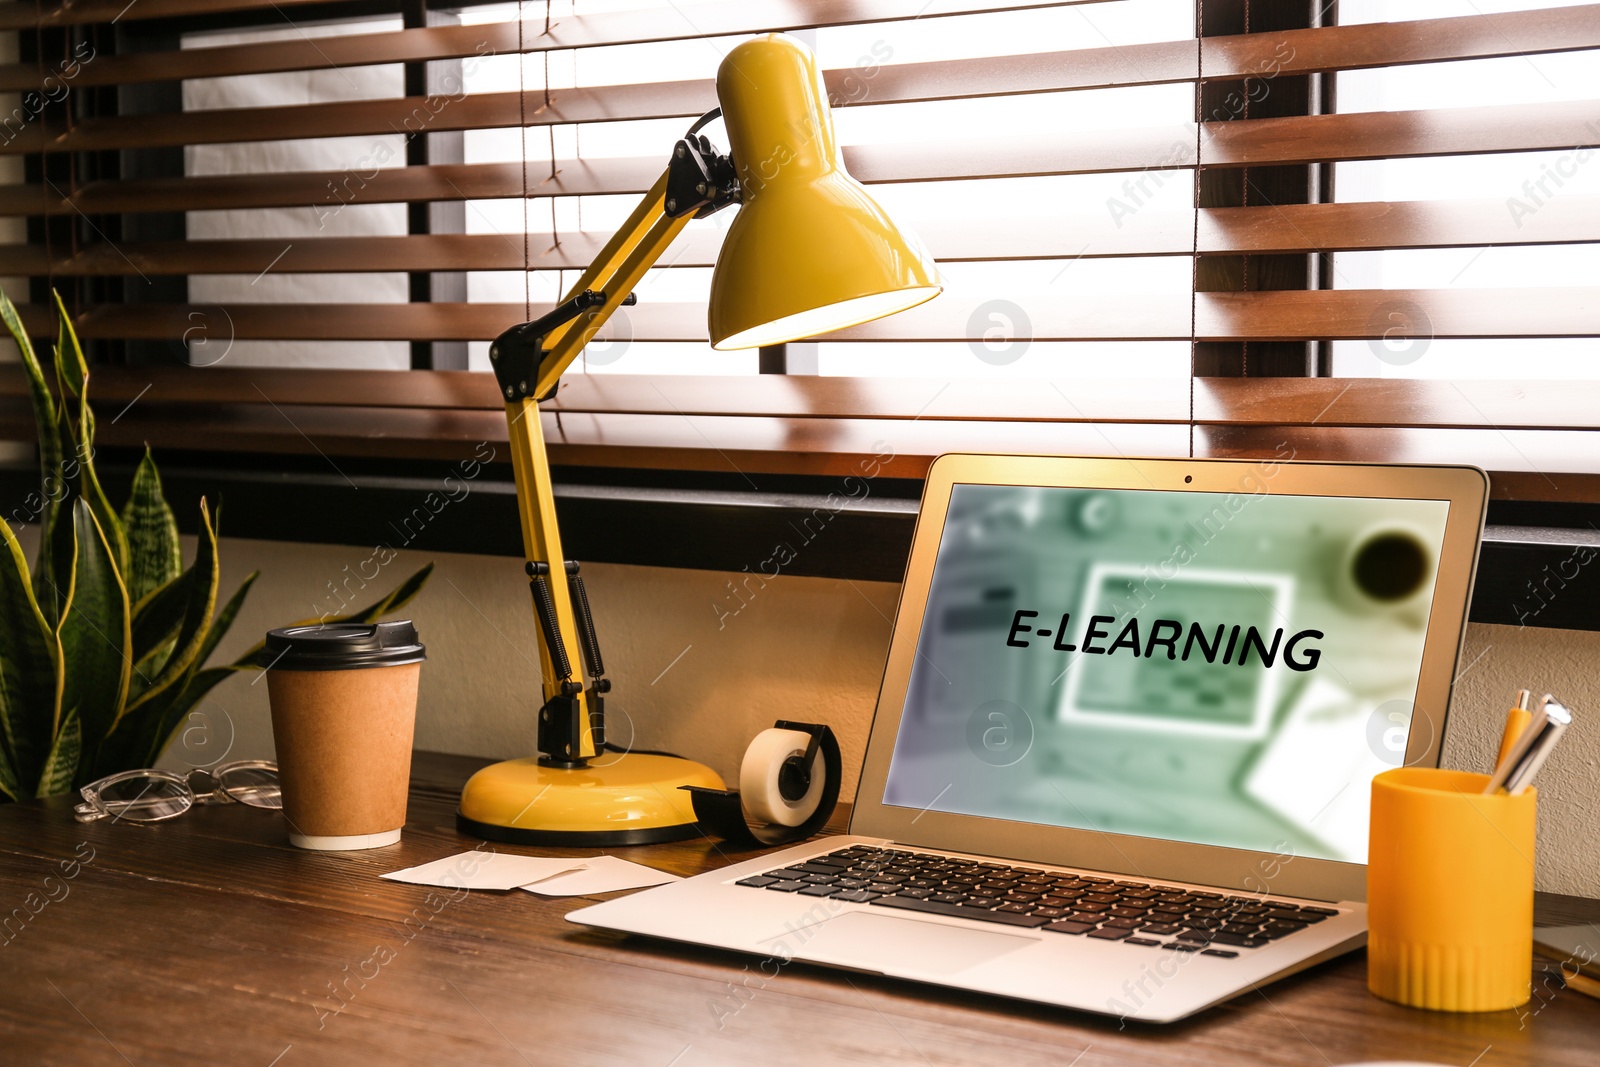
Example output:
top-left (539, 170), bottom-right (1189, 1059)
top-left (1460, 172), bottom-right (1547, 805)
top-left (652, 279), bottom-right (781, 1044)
top-left (459, 33), bottom-right (940, 845)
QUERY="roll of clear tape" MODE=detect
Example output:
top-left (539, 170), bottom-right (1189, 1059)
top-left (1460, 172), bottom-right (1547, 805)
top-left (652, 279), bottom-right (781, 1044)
top-left (740, 728), bottom-right (825, 828)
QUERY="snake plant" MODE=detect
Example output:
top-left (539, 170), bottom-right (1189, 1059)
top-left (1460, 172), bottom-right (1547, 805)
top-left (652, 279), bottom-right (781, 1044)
top-left (0, 288), bottom-right (432, 800)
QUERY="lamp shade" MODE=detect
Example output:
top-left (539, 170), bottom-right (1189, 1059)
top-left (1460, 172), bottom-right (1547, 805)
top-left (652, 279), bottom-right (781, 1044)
top-left (708, 35), bottom-right (942, 351)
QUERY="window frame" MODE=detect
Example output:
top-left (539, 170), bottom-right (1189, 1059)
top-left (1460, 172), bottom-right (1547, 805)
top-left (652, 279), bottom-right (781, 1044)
top-left (1, 0), bottom-right (1599, 629)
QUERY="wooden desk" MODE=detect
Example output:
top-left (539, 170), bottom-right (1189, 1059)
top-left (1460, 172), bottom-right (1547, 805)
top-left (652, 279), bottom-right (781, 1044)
top-left (2, 752), bottom-right (1596, 1066)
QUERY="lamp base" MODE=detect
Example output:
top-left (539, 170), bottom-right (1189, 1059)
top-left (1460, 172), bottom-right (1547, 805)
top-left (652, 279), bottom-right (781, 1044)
top-left (456, 753), bottom-right (725, 847)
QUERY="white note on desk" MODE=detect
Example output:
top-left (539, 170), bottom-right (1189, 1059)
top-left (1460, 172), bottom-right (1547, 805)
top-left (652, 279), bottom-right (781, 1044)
top-left (521, 855), bottom-right (680, 897)
top-left (383, 851), bottom-right (588, 891)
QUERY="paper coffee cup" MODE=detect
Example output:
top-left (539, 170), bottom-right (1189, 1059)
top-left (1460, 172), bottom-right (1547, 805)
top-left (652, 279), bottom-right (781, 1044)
top-left (260, 621), bottom-right (425, 851)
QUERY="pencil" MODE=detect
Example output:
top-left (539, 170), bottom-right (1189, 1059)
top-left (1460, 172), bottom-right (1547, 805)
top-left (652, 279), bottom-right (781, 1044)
top-left (1494, 689), bottom-right (1533, 773)
top-left (1564, 969), bottom-right (1600, 1002)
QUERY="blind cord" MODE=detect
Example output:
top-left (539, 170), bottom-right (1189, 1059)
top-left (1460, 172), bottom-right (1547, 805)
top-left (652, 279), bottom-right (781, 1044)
top-left (1189, 0), bottom-right (1203, 459)
top-left (1241, 0), bottom-right (1250, 377)
top-left (518, 2), bottom-right (531, 323)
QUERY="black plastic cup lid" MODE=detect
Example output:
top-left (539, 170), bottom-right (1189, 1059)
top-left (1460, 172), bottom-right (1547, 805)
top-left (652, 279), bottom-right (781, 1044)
top-left (259, 620), bottom-right (426, 671)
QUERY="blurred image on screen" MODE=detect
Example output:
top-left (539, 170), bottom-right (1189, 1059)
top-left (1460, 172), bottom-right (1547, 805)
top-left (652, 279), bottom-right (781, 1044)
top-left (881, 478), bottom-right (1451, 863)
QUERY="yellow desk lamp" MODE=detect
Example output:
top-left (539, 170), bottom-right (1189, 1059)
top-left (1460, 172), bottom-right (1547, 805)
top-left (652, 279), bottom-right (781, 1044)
top-left (457, 33), bottom-right (942, 844)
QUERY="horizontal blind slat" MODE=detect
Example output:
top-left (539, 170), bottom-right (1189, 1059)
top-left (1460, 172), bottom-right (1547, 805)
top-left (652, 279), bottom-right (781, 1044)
top-left (0, 365), bottom-right (1191, 422)
top-left (16, 288), bottom-right (1598, 343)
top-left (0, 0), bottom-right (365, 30)
top-left (0, 388), bottom-right (1589, 499)
top-left (0, 159), bottom-right (664, 218)
top-left (0, 0), bottom-right (1093, 33)
top-left (0, 0), bottom-right (1140, 89)
top-left (0, 81), bottom-right (723, 155)
top-left (5, 128), bottom-right (1179, 215)
top-left (1195, 378), bottom-right (1600, 431)
top-left (1196, 287), bottom-right (1600, 341)
top-left (3, 365), bottom-right (1592, 431)
top-left (1196, 196), bottom-right (1600, 254)
top-left (1215, 3), bottom-right (1600, 80)
top-left (9, 194), bottom-right (1600, 276)
top-left (1206, 99), bottom-right (1600, 168)
top-left (7, 38), bottom-right (1210, 153)
top-left (19, 297), bottom-right (1193, 342)
top-left (7, 100), bottom-right (1595, 201)
top-left (6, 4), bottom-right (1596, 96)
top-left (1, 398), bottom-right (1190, 474)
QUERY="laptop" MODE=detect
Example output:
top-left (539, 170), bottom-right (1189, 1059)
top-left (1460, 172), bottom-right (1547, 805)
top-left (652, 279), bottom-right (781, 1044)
top-left (568, 454), bottom-right (1488, 1022)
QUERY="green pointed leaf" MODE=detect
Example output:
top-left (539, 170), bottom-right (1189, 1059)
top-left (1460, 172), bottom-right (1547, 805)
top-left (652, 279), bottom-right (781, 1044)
top-left (129, 570), bottom-right (190, 680)
top-left (183, 665), bottom-right (248, 713)
top-left (57, 500), bottom-right (132, 760)
top-left (197, 571), bottom-right (257, 669)
top-left (36, 706), bottom-right (80, 798)
top-left (135, 665), bottom-right (249, 769)
top-left (126, 461), bottom-right (196, 686)
top-left (345, 561), bottom-right (433, 622)
top-left (0, 287), bottom-right (28, 362)
top-left (121, 450), bottom-right (182, 605)
top-left (0, 287), bottom-right (55, 445)
top-left (105, 568), bottom-right (258, 776)
top-left (0, 288), bottom-right (70, 621)
top-left (53, 290), bottom-right (86, 399)
top-left (230, 562), bottom-right (433, 667)
top-left (0, 745), bottom-right (19, 803)
top-left (0, 651), bottom-right (35, 799)
top-left (121, 499), bottom-right (218, 722)
top-left (102, 566), bottom-right (260, 772)
top-left (38, 517), bottom-right (78, 633)
top-left (0, 670), bottom-right (24, 802)
top-left (72, 387), bottom-right (129, 579)
top-left (49, 289), bottom-right (126, 585)
top-left (125, 506), bottom-right (237, 696)
top-left (0, 515), bottom-right (61, 792)
top-left (104, 662), bottom-right (221, 773)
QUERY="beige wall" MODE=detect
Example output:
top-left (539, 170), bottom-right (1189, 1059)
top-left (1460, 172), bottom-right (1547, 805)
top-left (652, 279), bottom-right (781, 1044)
top-left (172, 535), bottom-right (900, 811)
top-left (161, 534), bottom-right (1600, 898)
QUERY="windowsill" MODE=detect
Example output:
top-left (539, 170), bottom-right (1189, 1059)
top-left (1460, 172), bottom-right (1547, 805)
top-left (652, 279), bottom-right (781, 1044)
top-left (0, 457), bottom-right (1593, 632)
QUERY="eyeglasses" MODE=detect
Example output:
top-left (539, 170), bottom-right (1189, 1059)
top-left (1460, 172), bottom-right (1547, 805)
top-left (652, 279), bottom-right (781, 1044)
top-left (73, 761), bottom-right (282, 823)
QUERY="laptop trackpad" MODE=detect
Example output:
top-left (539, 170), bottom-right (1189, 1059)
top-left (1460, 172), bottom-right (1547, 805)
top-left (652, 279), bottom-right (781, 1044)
top-left (793, 912), bottom-right (1036, 976)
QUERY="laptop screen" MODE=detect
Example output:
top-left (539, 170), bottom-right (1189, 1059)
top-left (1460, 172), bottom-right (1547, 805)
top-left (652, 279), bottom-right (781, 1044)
top-left (881, 481), bottom-right (1452, 865)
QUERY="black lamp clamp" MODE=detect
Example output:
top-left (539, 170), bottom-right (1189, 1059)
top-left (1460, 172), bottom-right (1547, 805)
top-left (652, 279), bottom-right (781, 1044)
top-left (682, 721), bottom-right (842, 849)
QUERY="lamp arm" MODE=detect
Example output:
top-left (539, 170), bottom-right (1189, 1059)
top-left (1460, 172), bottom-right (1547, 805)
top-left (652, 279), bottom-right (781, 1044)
top-left (488, 119), bottom-right (738, 403)
top-left (487, 120), bottom-right (737, 767)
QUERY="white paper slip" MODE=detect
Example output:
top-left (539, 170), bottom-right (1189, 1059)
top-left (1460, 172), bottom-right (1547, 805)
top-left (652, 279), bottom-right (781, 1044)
top-left (521, 855), bottom-right (680, 897)
top-left (383, 851), bottom-right (588, 891)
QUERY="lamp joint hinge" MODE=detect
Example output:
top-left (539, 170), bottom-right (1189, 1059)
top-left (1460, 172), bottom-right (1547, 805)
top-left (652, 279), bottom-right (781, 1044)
top-left (490, 289), bottom-right (637, 400)
top-left (665, 133), bottom-right (739, 219)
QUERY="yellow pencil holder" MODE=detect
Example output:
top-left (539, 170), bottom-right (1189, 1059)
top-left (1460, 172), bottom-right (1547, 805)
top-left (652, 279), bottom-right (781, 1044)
top-left (1367, 767), bottom-right (1536, 1012)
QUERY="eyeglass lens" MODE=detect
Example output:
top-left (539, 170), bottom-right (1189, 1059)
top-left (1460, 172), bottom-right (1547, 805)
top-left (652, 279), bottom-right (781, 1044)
top-left (97, 775), bottom-right (192, 822)
top-left (217, 765), bottom-right (282, 809)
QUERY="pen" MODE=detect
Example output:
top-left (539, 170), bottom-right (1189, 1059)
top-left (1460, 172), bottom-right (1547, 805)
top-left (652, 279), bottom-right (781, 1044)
top-left (1506, 697), bottom-right (1571, 795)
top-left (1483, 694), bottom-right (1571, 795)
top-left (1494, 688), bottom-right (1533, 773)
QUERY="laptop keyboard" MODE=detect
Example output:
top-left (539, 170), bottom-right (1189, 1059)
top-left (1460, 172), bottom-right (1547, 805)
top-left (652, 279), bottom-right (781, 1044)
top-left (734, 844), bottom-right (1338, 959)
